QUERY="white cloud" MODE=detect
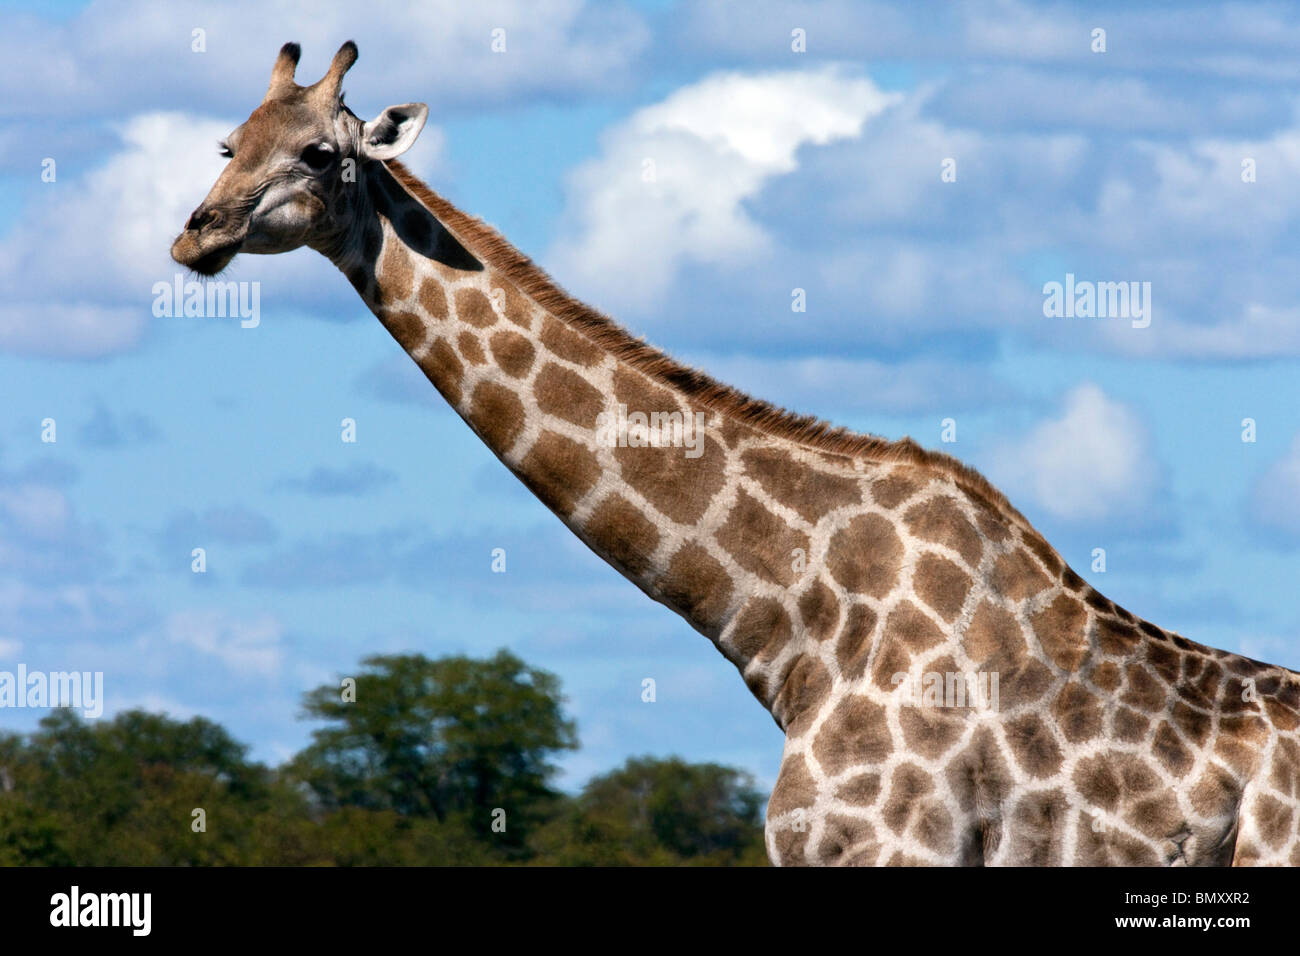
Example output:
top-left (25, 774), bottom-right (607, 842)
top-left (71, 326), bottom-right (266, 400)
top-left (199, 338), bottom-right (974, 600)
top-left (0, 112), bottom-right (230, 357)
top-left (0, 1), bottom-right (650, 119)
top-left (163, 609), bottom-right (283, 676)
top-left (683, 352), bottom-right (1015, 415)
top-left (0, 109), bottom-right (445, 358)
top-left (989, 384), bottom-right (1160, 523)
top-left (549, 67), bottom-right (900, 307)
top-left (0, 484), bottom-right (71, 541)
top-left (1249, 432), bottom-right (1300, 541)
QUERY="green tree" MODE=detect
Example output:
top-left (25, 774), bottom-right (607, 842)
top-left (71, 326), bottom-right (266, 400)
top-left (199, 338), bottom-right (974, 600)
top-left (0, 709), bottom-right (280, 865)
top-left (531, 755), bottom-right (769, 865)
top-left (288, 650), bottom-right (578, 856)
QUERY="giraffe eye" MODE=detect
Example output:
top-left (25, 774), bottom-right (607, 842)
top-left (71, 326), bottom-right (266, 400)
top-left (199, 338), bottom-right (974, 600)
top-left (300, 143), bottom-right (335, 171)
top-left (218, 142), bottom-right (233, 158)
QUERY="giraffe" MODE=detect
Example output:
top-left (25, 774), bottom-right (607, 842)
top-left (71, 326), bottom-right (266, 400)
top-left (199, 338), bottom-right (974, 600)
top-left (171, 42), bottom-right (1300, 866)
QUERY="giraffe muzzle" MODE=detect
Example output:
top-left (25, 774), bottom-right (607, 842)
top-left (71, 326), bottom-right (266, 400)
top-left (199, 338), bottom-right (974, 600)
top-left (171, 206), bottom-right (246, 276)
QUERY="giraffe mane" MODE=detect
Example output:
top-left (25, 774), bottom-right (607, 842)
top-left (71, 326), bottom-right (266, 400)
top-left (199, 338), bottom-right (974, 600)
top-left (383, 159), bottom-right (1041, 537)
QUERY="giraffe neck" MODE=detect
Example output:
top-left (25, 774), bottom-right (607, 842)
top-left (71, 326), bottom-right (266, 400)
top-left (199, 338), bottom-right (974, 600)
top-left (325, 159), bottom-right (865, 729)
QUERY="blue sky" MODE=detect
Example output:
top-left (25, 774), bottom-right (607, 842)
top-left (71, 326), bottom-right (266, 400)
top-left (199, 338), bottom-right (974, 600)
top-left (3, 0), bottom-right (1300, 792)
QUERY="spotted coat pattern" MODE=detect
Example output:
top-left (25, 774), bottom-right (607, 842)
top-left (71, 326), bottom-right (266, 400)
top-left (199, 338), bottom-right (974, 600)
top-left (331, 160), bottom-right (1300, 868)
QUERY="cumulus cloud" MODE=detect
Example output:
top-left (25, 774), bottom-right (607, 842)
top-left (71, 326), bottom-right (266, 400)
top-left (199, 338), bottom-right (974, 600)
top-left (0, 0), bottom-right (650, 120)
top-left (0, 112), bottom-right (228, 357)
top-left (683, 352), bottom-right (1017, 415)
top-left (162, 609), bottom-right (283, 675)
top-left (549, 67), bottom-right (900, 308)
top-left (1249, 432), bottom-right (1300, 544)
top-left (988, 384), bottom-right (1164, 525)
top-left (0, 107), bottom-right (445, 358)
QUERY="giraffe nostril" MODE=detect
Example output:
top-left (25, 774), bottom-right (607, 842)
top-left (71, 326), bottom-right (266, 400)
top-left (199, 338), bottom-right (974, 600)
top-left (185, 207), bottom-right (222, 232)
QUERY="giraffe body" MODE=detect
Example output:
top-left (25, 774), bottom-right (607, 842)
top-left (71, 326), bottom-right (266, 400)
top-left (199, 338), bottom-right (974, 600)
top-left (171, 43), bottom-right (1300, 866)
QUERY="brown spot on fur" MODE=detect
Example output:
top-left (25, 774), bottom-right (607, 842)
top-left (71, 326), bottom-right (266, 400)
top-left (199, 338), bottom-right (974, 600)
top-left (741, 446), bottom-right (861, 523)
top-left (656, 543), bottom-right (732, 633)
top-left (1171, 701), bottom-right (1212, 747)
top-left (535, 362), bottom-right (605, 429)
top-left (1269, 739), bottom-right (1300, 797)
top-left (945, 727), bottom-right (1013, 817)
top-left (913, 553), bottom-right (971, 622)
top-left (773, 656), bottom-right (831, 735)
top-left (419, 337), bottom-right (464, 405)
top-left (904, 497), bottom-right (982, 567)
top-left (964, 601), bottom-right (1023, 666)
top-left (1190, 764), bottom-right (1241, 819)
top-left (1097, 618), bottom-right (1141, 656)
top-left (797, 578), bottom-right (840, 641)
top-left (871, 470), bottom-right (922, 508)
top-left (1125, 790), bottom-right (1182, 840)
top-left (997, 658), bottom-right (1054, 710)
top-left (990, 549), bottom-right (1052, 602)
top-left (887, 601), bottom-right (944, 653)
top-left (1023, 533), bottom-right (1063, 576)
top-left (540, 315), bottom-right (603, 366)
top-left (1008, 789), bottom-right (1068, 866)
top-left (454, 287), bottom-right (497, 327)
top-left (1090, 660), bottom-right (1121, 692)
top-left (614, 423), bottom-right (727, 528)
top-left (489, 330), bottom-right (535, 378)
top-left (1074, 754), bottom-right (1121, 812)
top-left (1147, 641), bottom-right (1181, 682)
top-left (496, 281), bottom-right (533, 329)
top-left (380, 308), bottom-right (425, 352)
top-left (898, 706), bottom-right (965, 760)
top-left (379, 239), bottom-right (414, 299)
top-left (716, 488), bottom-right (810, 587)
top-left (1152, 721), bottom-right (1194, 777)
top-left (1031, 594), bottom-right (1089, 672)
top-left (1122, 664), bottom-right (1166, 713)
top-left (826, 513), bottom-right (902, 598)
top-left (467, 380), bottom-right (525, 452)
top-left (1112, 707), bottom-right (1149, 743)
top-left (974, 507), bottom-right (1012, 545)
top-left (1074, 817), bottom-right (1159, 866)
top-left (517, 430), bottom-right (599, 516)
top-left (835, 604), bottom-right (878, 681)
top-left (1004, 713), bottom-right (1063, 778)
top-left (882, 763), bottom-right (933, 834)
top-left (836, 772), bottom-right (882, 806)
top-left (870, 629), bottom-right (912, 693)
top-left (583, 494), bottom-right (659, 578)
top-left (417, 276), bottom-right (449, 320)
top-left (813, 694), bottom-right (893, 776)
top-left (456, 331), bottom-right (485, 365)
top-left (817, 814), bottom-right (879, 865)
top-left (912, 802), bottom-right (955, 855)
top-left (768, 753), bottom-right (817, 818)
top-left (1051, 683), bottom-right (1103, 743)
top-left (728, 597), bottom-right (792, 667)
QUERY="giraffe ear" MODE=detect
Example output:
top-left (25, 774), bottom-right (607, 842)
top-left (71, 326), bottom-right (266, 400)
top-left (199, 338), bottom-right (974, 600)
top-left (360, 103), bottom-right (428, 161)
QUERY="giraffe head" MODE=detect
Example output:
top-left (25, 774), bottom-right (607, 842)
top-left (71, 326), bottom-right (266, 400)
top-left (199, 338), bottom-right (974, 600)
top-left (171, 41), bottom-right (428, 275)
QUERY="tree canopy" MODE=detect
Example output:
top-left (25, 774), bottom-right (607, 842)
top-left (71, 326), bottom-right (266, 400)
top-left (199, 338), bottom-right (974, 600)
top-left (0, 650), bottom-right (768, 865)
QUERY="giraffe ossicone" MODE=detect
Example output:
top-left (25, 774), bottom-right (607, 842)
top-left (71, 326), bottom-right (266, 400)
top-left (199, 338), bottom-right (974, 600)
top-left (172, 42), bottom-right (1300, 866)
